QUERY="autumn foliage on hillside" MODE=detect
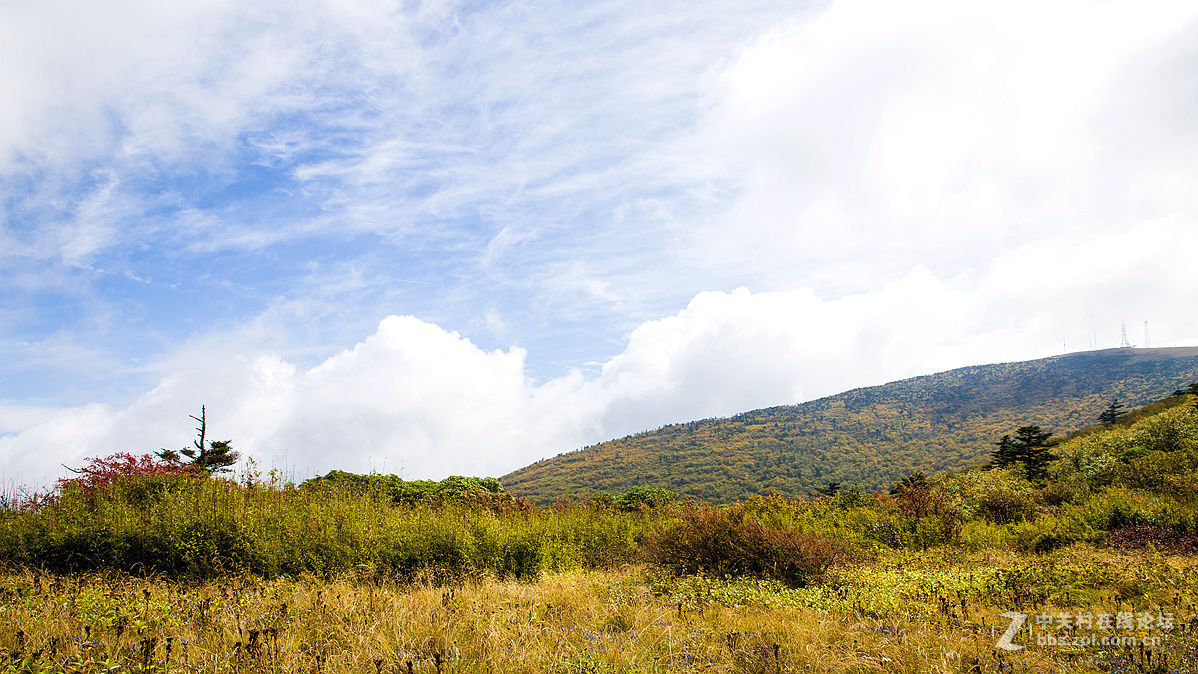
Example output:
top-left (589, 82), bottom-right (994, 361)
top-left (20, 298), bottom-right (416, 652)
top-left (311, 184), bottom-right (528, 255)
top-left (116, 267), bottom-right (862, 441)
top-left (504, 348), bottom-right (1198, 503)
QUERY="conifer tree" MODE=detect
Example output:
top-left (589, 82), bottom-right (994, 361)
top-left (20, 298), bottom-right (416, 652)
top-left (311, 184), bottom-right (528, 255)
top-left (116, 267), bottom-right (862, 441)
top-left (988, 426), bottom-right (1054, 481)
top-left (814, 482), bottom-right (841, 497)
top-left (889, 472), bottom-right (928, 495)
top-left (1011, 425), bottom-right (1054, 481)
top-left (989, 434), bottom-right (1017, 468)
top-left (157, 405), bottom-right (240, 475)
top-left (1098, 399), bottom-right (1126, 425)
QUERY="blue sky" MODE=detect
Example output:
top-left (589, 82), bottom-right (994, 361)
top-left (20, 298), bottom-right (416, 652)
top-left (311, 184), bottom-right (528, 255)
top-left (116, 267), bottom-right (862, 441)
top-left (3, 0), bottom-right (1198, 487)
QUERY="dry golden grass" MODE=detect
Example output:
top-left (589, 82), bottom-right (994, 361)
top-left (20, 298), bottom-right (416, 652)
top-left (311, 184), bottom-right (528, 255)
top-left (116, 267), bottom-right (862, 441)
top-left (3, 546), bottom-right (1196, 672)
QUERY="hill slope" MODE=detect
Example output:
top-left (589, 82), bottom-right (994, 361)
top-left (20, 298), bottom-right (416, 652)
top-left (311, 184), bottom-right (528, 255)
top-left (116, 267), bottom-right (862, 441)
top-left (503, 347), bottom-right (1198, 503)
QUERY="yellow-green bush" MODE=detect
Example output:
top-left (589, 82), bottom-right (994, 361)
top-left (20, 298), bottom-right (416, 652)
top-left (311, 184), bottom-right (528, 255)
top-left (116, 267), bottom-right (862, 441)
top-left (0, 476), bottom-right (661, 581)
top-left (957, 520), bottom-right (1012, 550)
top-left (942, 468), bottom-right (1035, 523)
top-left (1051, 404), bottom-right (1198, 491)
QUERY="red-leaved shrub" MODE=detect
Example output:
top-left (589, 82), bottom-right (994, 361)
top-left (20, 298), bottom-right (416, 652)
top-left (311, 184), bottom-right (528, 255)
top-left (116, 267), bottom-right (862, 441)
top-left (56, 452), bottom-right (197, 502)
top-left (650, 506), bottom-right (841, 586)
top-left (1109, 525), bottom-right (1198, 554)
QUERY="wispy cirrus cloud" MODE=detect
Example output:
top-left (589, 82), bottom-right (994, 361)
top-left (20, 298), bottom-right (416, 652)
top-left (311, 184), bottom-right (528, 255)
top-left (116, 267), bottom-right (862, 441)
top-left (2, 0), bottom-right (1197, 487)
top-left (2, 0), bottom-right (804, 396)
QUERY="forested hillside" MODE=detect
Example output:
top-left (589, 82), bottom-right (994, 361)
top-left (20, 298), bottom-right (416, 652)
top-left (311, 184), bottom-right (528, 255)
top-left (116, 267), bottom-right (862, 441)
top-left (504, 347), bottom-right (1198, 503)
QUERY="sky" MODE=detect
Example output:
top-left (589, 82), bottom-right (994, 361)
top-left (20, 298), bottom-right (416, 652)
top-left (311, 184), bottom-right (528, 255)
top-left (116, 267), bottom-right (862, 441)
top-left (2, 0), bottom-right (1197, 488)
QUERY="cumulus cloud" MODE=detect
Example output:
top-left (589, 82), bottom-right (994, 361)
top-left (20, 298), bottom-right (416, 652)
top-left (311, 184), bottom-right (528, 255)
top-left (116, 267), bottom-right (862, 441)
top-left (0, 316), bottom-right (589, 487)
top-left (6, 217), bottom-right (1196, 489)
top-left (689, 0), bottom-right (1198, 289)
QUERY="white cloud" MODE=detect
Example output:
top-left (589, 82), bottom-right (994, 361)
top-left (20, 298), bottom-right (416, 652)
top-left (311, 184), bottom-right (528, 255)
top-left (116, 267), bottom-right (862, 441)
top-left (0, 0), bottom-right (427, 173)
top-left (0, 405), bottom-right (64, 436)
top-left (3, 0), bottom-right (1197, 491)
top-left (689, 0), bottom-right (1198, 289)
top-left (0, 316), bottom-right (586, 487)
top-left (5, 218), bottom-right (1196, 489)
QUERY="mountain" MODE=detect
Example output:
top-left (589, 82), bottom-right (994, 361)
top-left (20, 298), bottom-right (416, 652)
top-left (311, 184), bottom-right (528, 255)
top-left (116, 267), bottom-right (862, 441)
top-left (502, 347), bottom-right (1198, 503)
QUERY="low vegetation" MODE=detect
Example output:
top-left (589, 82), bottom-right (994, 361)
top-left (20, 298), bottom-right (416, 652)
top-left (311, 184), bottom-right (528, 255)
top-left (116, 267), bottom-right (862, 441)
top-left (2, 386), bottom-right (1198, 670)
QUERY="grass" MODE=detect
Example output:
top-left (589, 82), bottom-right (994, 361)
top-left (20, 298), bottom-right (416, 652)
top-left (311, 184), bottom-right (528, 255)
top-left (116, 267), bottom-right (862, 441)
top-left (3, 546), bottom-right (1196, 672)
top-left (5, 396), bottom-right (1198, 671)
top-left (0, 477), bottom-right (655, 581)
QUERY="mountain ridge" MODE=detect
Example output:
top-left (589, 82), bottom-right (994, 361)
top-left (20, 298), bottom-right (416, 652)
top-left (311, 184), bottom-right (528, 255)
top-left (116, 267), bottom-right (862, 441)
top-left (503, 346), bottom-right (1198, 503)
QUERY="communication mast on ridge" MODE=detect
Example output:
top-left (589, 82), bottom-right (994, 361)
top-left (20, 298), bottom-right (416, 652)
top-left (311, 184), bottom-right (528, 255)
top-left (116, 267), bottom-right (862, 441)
top-left (1144, 321), bottom-right (1151, 349)
top-left (1120, 320), bottom-right (1131, 348)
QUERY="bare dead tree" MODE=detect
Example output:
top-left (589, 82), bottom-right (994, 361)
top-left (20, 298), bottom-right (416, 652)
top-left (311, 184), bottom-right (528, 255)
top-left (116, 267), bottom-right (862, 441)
top-left (190, 406), bottom-right (207, 459)
top-left (157, 405), bottom-right (239, 474)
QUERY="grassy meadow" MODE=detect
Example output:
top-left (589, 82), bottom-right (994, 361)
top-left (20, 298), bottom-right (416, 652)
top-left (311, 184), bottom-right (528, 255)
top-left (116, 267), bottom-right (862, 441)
top-left (1, 547), bottom-right (1195, 672)
top-left (3, 393), bottom-right (1198, 672)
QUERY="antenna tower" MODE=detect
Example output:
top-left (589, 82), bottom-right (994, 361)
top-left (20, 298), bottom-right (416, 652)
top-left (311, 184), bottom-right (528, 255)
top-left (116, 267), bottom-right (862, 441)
top-left (1120, 320), bottom-right (1131, 348)
top-left (1144, 321), bottom-right (1151, 349)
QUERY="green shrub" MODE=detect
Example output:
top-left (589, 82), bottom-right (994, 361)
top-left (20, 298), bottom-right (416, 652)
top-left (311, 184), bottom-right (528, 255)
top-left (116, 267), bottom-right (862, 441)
top-left (1069, 487), bottom-right (1171, 532)
top-left (738, 492), bottom-right (808, 530)
top-left (1039, 480), bottom-right (1078, 507)
top-left (499, 533), bottom-right (544, 580)
top-left (1051, 405), bottom-right (1198, 492)
top-left (1129, 406), bottom-right (1198, 454)
top-left (831, 485), bottom-right (870, 510)
top-left (614, 486), bottom-right (679, 512)
top-left (958, 520), bottom-right (1012, 550)
top-left (943, 469), bottom-right (1035, 524)
top-left (300, 471), bottom-right (506, 506)
top-left (1051, 430), bottom-right (1133, 487)
top-left (903, 515), bottom-right (957, 549)
top-left (888, 474), bottom-right (963, 546)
